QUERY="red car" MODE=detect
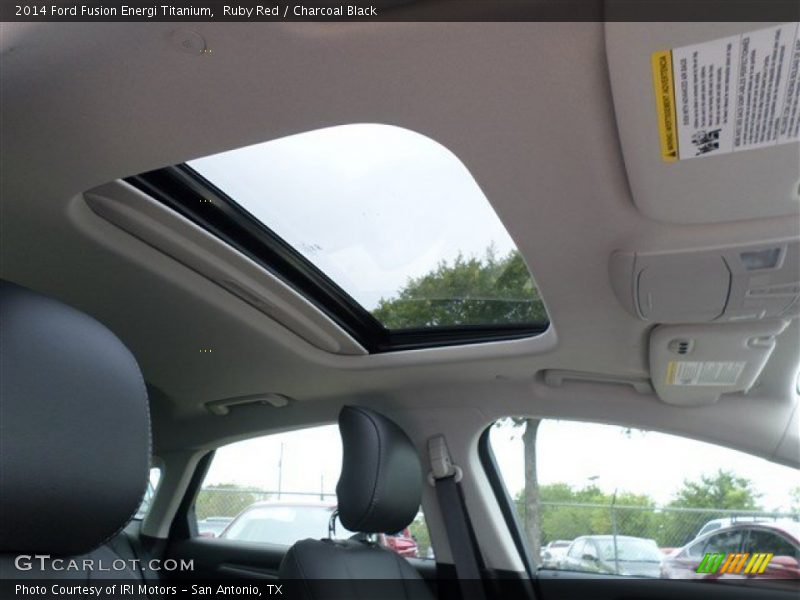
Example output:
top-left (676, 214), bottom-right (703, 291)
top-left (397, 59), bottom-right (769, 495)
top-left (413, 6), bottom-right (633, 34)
top-left (378, 529), bottom-right (418, 558)
top-left (660, 521), bottom-right (800, 583)
top-left (218, 502), bottom-right (419, 558)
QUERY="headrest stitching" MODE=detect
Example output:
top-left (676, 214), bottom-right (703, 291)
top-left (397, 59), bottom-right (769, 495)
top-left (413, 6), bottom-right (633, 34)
top-left (350, 406), bottom-right (383, 532)
top-left (81, 362), bottom-right (152, 555)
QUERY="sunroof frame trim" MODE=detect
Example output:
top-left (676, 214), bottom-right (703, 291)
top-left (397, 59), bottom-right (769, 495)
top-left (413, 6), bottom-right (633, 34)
top-left (126, 165), bottom-right (549, 353)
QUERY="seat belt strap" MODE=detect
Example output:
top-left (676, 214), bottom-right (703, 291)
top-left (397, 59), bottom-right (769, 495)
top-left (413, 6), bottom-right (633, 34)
top-left (428, 435), bottom-right (487, 600)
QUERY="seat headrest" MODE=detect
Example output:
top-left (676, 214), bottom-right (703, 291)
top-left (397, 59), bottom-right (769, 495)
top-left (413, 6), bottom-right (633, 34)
top-left (335, 406), bottom-right (422, 534)
top-left (0, 281), bottom-right (150, 555)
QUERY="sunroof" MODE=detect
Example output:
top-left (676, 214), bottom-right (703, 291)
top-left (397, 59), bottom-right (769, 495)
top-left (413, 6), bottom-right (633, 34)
top-left (130, 124), bottom-right (548, 351)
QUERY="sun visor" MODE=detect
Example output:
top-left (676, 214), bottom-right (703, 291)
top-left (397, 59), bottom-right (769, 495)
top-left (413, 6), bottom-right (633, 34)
top-left (650, 320), bottom-right (789, 406)
top-left (606, 22), bottom-right (800, 224)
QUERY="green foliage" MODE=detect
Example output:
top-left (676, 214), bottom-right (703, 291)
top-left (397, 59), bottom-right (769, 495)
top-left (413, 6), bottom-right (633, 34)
top-left (513, 471), bottom-right (766, 549)
top-left (372, 248), bottom-right (546, 328)
top-left (516, 484), bottom-right (659, 545)
top-left (195, 483), bottom-right (260, 520)
top-left (654, 469), bottom-right (764, 547)
top-left (408, 513), bottom-right (432, 558)
top-left (669, 469), bottom-right (761, 510)
top-left (791, 487), bottom-right (800, 513)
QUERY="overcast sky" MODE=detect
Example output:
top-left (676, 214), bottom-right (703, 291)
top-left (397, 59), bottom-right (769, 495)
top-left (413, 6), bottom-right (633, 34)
top-left (205, 420), bottom-right (797, 513)
top-left (190, 124), bottom-right (520, 309)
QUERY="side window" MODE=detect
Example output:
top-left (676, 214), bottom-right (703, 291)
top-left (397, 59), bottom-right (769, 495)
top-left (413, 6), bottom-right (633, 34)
top-left (567, 540), bottom-right (584, 558)
top-left (696, 522), bottom-right (721, 537)
top-left (134, 467), bottom-right (162, 520)
top-left (193, 424), bottom-right (433, 560)
top-left (703, 530), bottom-right (743, 554)
top-left (684, 538), bottom-right (705, 558)
top-left (744, 530), bottom-right (799, 560)
top-left (487, 418), bottom-right (798, 583)
top-left (583, 541), bottom-right (598, 560)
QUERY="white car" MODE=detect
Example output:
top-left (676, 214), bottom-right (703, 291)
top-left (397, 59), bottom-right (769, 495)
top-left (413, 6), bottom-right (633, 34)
top-left (541, 540), bottom-right (572, 568)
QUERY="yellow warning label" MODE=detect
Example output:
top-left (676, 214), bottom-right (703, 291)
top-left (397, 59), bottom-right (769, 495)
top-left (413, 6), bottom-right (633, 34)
top-left (665, 360), bottom-right (677, 385)
top-left (651, 49), bottom-right (678, 162)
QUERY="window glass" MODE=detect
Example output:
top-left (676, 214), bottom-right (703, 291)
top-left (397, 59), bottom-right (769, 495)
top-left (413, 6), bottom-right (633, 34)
top-left (188, 124), bottom-right (547, 330)
top-left (703, 530), bottom-right (743, 554)
top-left (744, 530), bottom-right (799, 560)
top-left (684, 539), bottom-right (705, 558)
top-left (696, 522), bottom-right (721, 537)
top-left (194, 424), bottom-right (433, 559)
top-left (567, 540), bottom-right (584, 558)
top-left (222, 505), bottom-right (354, 546)
top-left (134, 467), bottom-right (162, 519)
top-left (582, 540), bottom-right (598, 559)
top-left (488, 418), bottom-right (799, 582)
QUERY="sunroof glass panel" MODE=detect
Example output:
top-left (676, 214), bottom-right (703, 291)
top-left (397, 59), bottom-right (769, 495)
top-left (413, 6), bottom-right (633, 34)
top-left (188, 124), bottom-right (547, 330)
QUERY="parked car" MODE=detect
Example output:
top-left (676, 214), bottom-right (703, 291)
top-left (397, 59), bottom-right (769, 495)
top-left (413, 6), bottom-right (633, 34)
top-left (661, 522), bottom-right (800, 582)
top-left (219, 502), bottom-right (418, 558)
top-left (377, 530), bottom-right (419, 558)
top-left (561, 535), bottom-right (663, 577)
top-left (197, 516), bottom-right (234, 538)
top-left (541, 540), bottom-right (571, 568)
top-left (693, 516), bottom-right (775, 540)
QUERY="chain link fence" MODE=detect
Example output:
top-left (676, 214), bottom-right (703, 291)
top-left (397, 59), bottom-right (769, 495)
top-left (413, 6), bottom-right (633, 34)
top-left (195, 487), bottom-right (336, 522)
top-left (534, 500), bottom-right (798, 552)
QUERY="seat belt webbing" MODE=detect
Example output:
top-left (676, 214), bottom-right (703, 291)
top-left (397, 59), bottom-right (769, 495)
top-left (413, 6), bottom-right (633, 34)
top-left (429, 435), bottom-right (487, 600)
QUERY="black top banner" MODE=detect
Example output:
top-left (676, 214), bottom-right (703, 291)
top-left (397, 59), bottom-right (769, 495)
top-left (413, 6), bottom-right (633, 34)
top-left (2, 0), bottom-right (799, 22)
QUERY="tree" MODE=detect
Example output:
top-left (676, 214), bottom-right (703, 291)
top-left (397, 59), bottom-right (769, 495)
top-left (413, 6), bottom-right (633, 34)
top-left (669, 470), bottom-right (761, 510)
top-left (517, 484), bottom-right (660, 545)
top-left (790, 486), bottom-right (800, 514)
top-left (517, 417), bottom-right (542, 567)
top-left (657, 470), bottom-right (763, 547)
top-left (372, 248), bottom-right (547, 328)
top-left (408, 513), bottom-right (432, 558)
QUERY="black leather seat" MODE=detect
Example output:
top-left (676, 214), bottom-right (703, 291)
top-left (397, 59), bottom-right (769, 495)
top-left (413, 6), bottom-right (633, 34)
top-left (0, 280), bottom-right (151, 581)
top-left (279, 405), bottom-right (436, 599)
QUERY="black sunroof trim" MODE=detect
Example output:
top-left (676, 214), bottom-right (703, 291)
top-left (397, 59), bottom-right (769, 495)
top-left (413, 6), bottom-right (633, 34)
top-left (125, 166), bottom-right (549, 353)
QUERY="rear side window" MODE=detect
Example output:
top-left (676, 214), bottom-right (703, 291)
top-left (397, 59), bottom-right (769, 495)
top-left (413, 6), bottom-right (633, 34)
top-left (194, 424), bottom-right (433, 560)
top-left (486, 418), bottom-right (799, 583)
top-left (744, 530), bottom-right (799, 560)
top-left (696, 522), bottom-right (721, 537)
top-left (134, 467), bottom-right (162, 520)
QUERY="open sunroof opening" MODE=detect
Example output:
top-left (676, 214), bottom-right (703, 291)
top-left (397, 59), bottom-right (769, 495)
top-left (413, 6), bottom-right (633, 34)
top-left (130, 124), bottom-right (549, 351)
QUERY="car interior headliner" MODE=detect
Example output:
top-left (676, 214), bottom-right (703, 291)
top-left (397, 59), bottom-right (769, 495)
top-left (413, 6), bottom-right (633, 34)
top-left (1, 20), bottom-right (798, 467)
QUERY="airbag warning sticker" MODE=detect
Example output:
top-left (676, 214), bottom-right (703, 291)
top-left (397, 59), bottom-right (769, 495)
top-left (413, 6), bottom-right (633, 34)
top-left (666, 361), bottom-right (746, 386)
top-left (652, 23), bottom-right (800, 161)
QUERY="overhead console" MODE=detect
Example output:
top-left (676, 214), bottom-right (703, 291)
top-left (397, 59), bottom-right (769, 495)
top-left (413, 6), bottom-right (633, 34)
top-left (610, 240), bottom-right (800, 324)
top-left (611, 240), bottom-right (799, 406)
